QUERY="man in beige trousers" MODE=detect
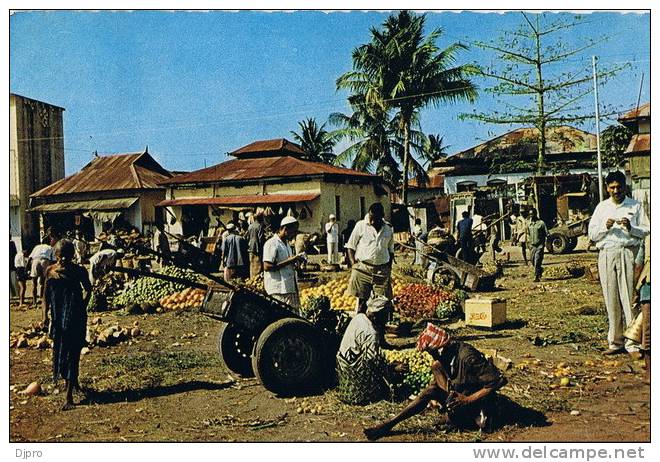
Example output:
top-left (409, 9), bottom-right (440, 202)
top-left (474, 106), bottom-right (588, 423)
top-left (588, 171), bottom-right (649, 356)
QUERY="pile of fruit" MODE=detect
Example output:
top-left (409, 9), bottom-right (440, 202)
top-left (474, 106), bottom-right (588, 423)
top-left (393, 283), bottom-right (457, 319)
top-left (114, 266), bottom-right (201, 310)
top-left (384, 348), bottom-right (435, 396)
top-left (10, 323), bottom-right (52, 350)
top-left (300, 277), bottom-right (357, 311)
top-left (88, 273), bottom-right (126, 312)
top-left (159, 287), bottom-right (207, 311)
top-left (88, 321), bottom-right (143, 347)
top-left (240, 273), bottom-right (265, 293)
top-left (543, 262), bottom-right (586, 280)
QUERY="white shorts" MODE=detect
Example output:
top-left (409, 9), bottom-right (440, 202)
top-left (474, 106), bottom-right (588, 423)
top-left (30, 258), bottom-right (50, 279)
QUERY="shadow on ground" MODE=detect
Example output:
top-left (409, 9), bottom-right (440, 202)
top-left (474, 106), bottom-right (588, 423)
top-left (80, 380), bottom-right (234, 405)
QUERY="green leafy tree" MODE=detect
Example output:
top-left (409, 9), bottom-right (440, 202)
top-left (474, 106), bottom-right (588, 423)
top-left (290, 118), bottom-right (337, 164)
top-left (337, 10), bottom-right (477, 204)
top-left (329, 93), bottom-right (428, 187)
top-left (601, 124), bottom-right (633, 169)
top-left (462, 12), bottom-right (625, 174)
top-left (420, 134), bottom-right (450, 168)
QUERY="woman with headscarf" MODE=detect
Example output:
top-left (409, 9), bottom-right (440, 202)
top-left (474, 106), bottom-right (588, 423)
top-left (43, 240), bottom-right (92, 410)
top-left (363, 323), bottom-right (507, 440)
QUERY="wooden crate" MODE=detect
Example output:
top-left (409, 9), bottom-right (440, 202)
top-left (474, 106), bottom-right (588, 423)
top-left (465, 298), bottom-right (507, 329)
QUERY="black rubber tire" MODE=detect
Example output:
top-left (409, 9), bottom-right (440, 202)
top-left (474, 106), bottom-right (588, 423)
top-left (252, 318), bottom-right (323, 396)
top-left (432, 268), bottom-right (460, 289)
top-left (217, 322), bottom-right (255, 377)
top-left (547, 233), bottom-right (569, 254)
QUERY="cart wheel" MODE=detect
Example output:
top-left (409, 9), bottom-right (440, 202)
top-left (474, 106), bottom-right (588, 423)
top-left (432, 268), bottom-right (460, 289)
top-left (547, 233), bottom-right (569, 254)
top-left (252, 318), bottom-right (323, 396)
top-left (217, 322), bottom-right (255, 377)
top-left (567, 237), bottom-right (578, 252)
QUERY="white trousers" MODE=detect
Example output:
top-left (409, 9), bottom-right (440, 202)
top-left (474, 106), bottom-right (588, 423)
top-left (598, 247), bottom-right (638, 350)
top-left (327, 241), bottom-right (338, 264)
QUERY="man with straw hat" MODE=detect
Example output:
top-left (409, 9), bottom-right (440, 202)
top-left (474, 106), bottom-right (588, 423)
top-left (364, 323), bottom-right (507, 440)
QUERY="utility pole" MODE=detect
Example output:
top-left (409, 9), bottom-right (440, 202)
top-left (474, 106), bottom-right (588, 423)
top-left (592, 56), bottom-right (604, 202)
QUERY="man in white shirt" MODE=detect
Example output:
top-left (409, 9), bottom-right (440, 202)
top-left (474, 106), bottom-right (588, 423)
top-left (263, 216), bottom-right (305, 314)
top-left (325, 214), bottom-right (339, 264)
top-left (346, 202), bottom-right (395, 313)
top-left (588, 171), bottom-right (649, 356)
top-left (29, 236), bottom-right (55, 306)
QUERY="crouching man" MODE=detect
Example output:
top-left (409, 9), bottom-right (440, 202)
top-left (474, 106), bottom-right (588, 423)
top-left (364, 323), bottom-right (507, 440)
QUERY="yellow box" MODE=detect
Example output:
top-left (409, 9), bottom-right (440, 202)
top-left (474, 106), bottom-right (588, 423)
top-left (465, 298), bottom-right (507, 328)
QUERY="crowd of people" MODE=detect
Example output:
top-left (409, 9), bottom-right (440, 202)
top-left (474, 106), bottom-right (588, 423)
top-left (8, 176), bottom-right (651, 425)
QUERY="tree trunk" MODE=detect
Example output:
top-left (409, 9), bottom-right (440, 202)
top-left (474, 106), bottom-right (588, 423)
top-left (401, 121), bottom-right (410, 206)
top-left (534, 20), bottom-right (546, 175)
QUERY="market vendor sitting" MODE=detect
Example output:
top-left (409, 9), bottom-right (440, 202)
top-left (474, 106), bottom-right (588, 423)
top-left (364, 323), bottom-right (507, 440)
top-left (338, 295), bottom-right (391, 357)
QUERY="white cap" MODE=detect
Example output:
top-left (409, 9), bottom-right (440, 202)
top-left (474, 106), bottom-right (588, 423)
top-left (329, 214), bottom-right (336, 220)
top-left (245, 212), bottom-right (253, 217)
top-left (226, 223), bottom-right (236, 230)
top-left (280, 216), bottom-right (298, 227)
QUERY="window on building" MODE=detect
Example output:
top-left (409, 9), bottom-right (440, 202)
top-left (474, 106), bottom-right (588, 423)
top-left (360, 196), bottom-right (366, 218)
top-left (335, 195), bottom-right (341, 220)
top-left (456, 181), bottom-right (477, 192)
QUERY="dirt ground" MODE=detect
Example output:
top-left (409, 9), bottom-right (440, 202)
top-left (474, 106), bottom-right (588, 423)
top-left (9, 242), bottom-right (650, 442)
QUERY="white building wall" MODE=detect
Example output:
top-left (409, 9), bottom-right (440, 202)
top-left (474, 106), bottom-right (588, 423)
top-left (443, 168), bottom-right (598, 195)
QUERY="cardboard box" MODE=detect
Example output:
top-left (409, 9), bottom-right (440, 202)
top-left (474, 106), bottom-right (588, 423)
top-left (465, 298), bottom-right (507, 328)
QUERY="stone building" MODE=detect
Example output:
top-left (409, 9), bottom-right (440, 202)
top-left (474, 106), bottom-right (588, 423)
top-left (10, 93), bottom-right (65, 248)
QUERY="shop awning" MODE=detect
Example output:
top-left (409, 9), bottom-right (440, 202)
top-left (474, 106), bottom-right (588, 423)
top-left (157, 193), bottom-right (320, 207)
top-left (28, 197), bottom-right (139, 213)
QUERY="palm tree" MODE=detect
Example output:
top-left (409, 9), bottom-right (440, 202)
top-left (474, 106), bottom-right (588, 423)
top-left (421, 134), bottom-right (450, 168)
top-left (337, 10), bottom-right (478, 204)
top-left (329, 91), bottom-right (429, 188)
top-left (290, 118), bottom-right (336, 164)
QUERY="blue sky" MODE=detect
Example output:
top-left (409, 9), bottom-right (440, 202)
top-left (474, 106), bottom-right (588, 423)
top-left (10, 10), bottom-right (650, 175)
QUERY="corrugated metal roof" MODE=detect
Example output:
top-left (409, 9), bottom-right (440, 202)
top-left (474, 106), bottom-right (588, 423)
top-left (625, 133), bottom-right (650, 153)
top-left (162, 156), bottom-right (377, 186)
top-left (230, 138), bottom-right (307, 158)
top-left (31, 151), bottom-right (172, 197)
top-left (28, 197), bottom-right (138, 213)
top-left (447, 126), bottom-right (597, 161)
top-left (157, 193), bottom-right (320, 207)
top-left (409, 173), bottom-right (444, 189)
top-left (619, 103), bottom-right (650, 122)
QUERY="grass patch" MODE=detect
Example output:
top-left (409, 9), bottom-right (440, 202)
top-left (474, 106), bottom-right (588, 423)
top-left (86, 350), bottom-right (221, 392)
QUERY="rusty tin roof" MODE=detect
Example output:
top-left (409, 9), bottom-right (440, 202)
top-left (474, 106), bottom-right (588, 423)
top-left (157, 193), bottom-right (321, 207)
top-left (230, 138), bottom-right (307, 158)
top-left (161, 155), bottom-right (378, 186)
top-left (619, 103), bottom-right (650, 122)
top-left (31, 151), bottom-right (172, 197)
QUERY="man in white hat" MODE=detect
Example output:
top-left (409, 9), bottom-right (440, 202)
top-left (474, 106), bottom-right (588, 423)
top-left (325, 214), bottom-right (339, 264)
top-left (263, 216), bottom-right (305, 313)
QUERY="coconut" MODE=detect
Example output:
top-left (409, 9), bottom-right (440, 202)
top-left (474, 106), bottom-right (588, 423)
top-left (36, 336), bottom-right (49, 349)
top-left (22, 381), bottom-right (42, 396)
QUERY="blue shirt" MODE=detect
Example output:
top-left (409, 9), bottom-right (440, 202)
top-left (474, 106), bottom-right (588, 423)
top-left (457, 218), bottom-right (473, 241)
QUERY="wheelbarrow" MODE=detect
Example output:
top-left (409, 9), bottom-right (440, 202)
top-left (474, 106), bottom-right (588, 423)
top-left (113, 241), bottom-right (337, 396)
top-left (402, 239), bottom-right (498, 291)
